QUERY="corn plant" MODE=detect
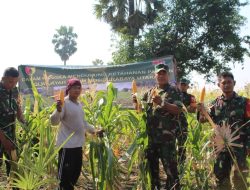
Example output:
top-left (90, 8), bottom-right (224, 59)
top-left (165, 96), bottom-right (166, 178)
top-left (181, 113), bottom-right (215, 190)
top-left (2, 78), bottom-right (249, 189)
top-left (123, 110), bottom-right (151, 190)
top-left (81, 83), bottom-right (134, 189)
top-left (8, 76), bottom-right (72, 189)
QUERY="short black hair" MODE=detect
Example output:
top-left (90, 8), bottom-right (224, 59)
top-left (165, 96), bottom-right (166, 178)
top-left (218, 71), bottom-right (234, 81)
top-left (3, 67), bottom-right (19, 77)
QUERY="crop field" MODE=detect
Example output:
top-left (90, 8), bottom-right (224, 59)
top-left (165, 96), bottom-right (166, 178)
top-left (0, 81), bottom-right (250, 190)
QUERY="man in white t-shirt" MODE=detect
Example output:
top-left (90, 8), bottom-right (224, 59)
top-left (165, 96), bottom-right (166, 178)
top-left (50, 78), bottom-right (103, 190)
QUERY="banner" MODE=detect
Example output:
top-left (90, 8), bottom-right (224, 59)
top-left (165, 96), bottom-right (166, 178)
top-left (18, 56), bottom-right (176, 106)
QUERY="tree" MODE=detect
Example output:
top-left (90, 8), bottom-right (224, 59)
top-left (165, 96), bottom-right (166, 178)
top-left (92, 59), bottom-right (104, 66)
top-left (112, 1), bottom-right (250, 79)
top-left (94, 0), bottom-right (164, 60)
top-left (52, 26), bottom-right (78, 65)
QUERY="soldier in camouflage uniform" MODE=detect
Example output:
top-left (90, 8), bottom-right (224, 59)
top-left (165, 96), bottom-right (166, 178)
top-left (178, 78), bottom-right (196, 164)
top-left (179, 78), bottom-right (196, 113)
top-left (199, 72), bottom-right (250, 190)
top-left (133, 64), bottom-right (184, 190)
top-left (0, 67), bottom-right (25, 176)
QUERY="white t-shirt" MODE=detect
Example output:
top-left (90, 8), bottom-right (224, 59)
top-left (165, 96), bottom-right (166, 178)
top-left (50, 96), bottom-right (95, 148)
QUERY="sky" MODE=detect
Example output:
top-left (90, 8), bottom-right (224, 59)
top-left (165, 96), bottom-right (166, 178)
top-left (0, 0), bottom-right (249, 89)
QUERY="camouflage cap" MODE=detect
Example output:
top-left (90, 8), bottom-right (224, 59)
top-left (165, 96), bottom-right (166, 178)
top-left (155, 64), bottom-right (169, 73)
top-left (180, 78), bottom-right (190, 84)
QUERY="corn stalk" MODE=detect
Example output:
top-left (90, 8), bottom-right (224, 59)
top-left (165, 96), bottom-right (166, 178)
top-left (81, 83), bottom-right (132, 189)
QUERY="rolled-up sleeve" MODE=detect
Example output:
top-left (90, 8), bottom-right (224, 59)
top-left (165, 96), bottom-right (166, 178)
top-left (50, 110), bottom-right (63, 126)
top-left (83, 119), bottom-right (95, 134)
top-left (82, 111), bottom-right (95, 134)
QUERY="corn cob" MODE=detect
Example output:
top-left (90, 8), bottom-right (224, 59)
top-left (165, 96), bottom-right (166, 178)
top-left (200, 86), bottom-right (206, 103)
top-left (137, 102), bottom-right (142, 113)
top-left (131, 80), bottom-right (141, 113)
top-left (152, 88), bottom-right (158, 107)
top-left (132, 80), bottom-right (137, 94)
top-left (151, 89), bottom-right (158, 97)
top-left (59, 90), bottom-right (64, 107)
top-left (199, 86), bottom-right (216, 128)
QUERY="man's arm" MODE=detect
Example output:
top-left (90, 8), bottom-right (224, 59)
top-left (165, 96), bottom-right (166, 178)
top-left (17, 105), bottom-right (25, 124)
top-left (197, 103), bottom-right (207, 123)
top-left (160, 101), bottom-right (181, 115)
top-left (187, 95), bottom-right (197, 113)
top-left (153, 88), bottom-right (183, 115)
top-left (187, 94), bottom-right (197, 113)
top-left (50, 100), bottom-right (64, 126)
top-left (84, 123), bottom-right (104, 137)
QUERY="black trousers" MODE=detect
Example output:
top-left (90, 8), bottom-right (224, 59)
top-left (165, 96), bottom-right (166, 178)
top-left (58, 147), bottom-right (82, 190)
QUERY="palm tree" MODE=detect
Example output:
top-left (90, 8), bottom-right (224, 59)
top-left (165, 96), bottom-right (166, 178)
top-left (52, 26), bottom-right (78, 65)
top-left (92, 58), bottom-right (104, 66)
top-left (94, 0), bottom-right (164, 60)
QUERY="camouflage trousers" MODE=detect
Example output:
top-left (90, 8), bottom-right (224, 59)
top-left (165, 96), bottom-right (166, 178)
top-left (146, 142), bottom-right (180, 190)
top-left (177, 135), bottom-right (187, 166)
top-left (214, 151), bottom-right (249, 190)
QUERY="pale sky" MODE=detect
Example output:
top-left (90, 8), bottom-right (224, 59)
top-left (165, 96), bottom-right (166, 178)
top-left (0, 0), bottom-right (249, 89)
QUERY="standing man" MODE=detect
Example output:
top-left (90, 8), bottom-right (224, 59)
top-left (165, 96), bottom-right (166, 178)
top-left (50, 78), bottom-right (104, 190)
top-left (133, 64), bottom-right (184, 190)
top-left (179, 78), bottom-right (197, 113)
top-left (199, 71), bottom-right (250, 190)
top-left (177, 78), bottom-right (197, 166)
top-left (0, 67), bottom-right (25, 176)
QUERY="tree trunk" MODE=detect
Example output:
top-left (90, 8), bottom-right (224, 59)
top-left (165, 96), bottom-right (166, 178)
top-left (128, 0), bottom-right (134, 16)
top-left (128, 37), bottom-right (135, 60)
top-left (64, 60), bottom-right (66, 66)
top-left (128, 0), bottom-right (135, 60)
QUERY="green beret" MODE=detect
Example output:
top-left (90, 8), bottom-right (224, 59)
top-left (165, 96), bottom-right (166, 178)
top-left (155, 64), bottom-right (169, 73)
top-left (180, 78), bottom-right (190, 84)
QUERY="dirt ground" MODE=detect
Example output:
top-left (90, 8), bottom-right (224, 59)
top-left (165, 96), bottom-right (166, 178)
top-left (0, 160), bottom-right (167, 190)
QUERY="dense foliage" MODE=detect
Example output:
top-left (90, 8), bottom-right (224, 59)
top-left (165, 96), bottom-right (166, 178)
top-left (108, 1), bottom-right (250, 79)
top-left (94, 0), bottom-right (165, 59)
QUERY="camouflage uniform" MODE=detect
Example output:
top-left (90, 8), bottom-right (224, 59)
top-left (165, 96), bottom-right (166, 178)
top-left (178, 92), bottom-right (196, 162)
top-left (209, 92), bottom-right (250, 190)
top-left (0, 82), bottom-right (19, 175)
top-left (142, 84), bottom-right (184, 190)
top-left (181, 92), bottom-right (196, 109)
